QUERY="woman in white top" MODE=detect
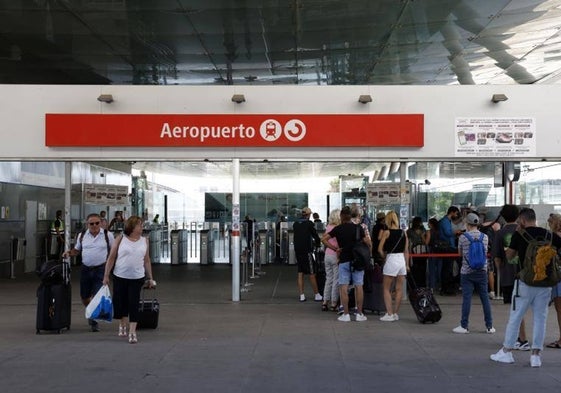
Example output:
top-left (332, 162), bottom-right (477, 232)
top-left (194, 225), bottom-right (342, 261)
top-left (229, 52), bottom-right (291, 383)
top-left (103, 216), bottom-right (155, 344)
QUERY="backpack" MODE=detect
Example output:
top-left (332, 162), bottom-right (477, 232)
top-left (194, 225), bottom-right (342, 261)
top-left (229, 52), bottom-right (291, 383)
top-left (479, 224), bottom-right (495, 251)
top-left (463, 232), bottom-right (487, 270)
top-left (519, 229), bottom-right (561, 287)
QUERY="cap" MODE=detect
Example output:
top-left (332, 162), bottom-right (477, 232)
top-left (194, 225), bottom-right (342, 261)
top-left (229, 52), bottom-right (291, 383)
top-left (376, 212), bottom-right (386, 220)
top-left (466, 212), bottom-right (480, 225)
top-left (302, 207), bottom-right (312, 216)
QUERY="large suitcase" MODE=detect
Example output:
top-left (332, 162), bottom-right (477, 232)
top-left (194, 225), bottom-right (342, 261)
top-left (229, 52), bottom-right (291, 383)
top-left (137, 288), bottom-right (159, 329)
top-left (363, 264), bottom-right (385, 314)
top-left (36, 283), bottom-right (72, 334)
top-left (36, 261), bottom-right (71, 334)
top-left (406, 274), bottom-right (442, 324)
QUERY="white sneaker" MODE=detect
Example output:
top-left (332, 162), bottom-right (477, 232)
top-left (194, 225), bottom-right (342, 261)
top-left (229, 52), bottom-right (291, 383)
top-left (489, 291), bottom-right (496, 300)
top-left (490, 348), bottom-right (515, 364)
top-left (380, 313), bottom-right (395, 322)
top-left (393, 314), bottom-right (399, 321)
top-left (452, 325), bottom-right (469, 334)
top-left (486, 327), bottom-right (496, 334)
top-left (299, 294), bottom-right (306, 302)
top-left (530, 354), bottom-right (542, 368)
top-left (338, 313), bottom-right (351, 322)
top-left (314, 293), bottom-right (323, 302)
top-left (355, 313), bottom-right (367, 322)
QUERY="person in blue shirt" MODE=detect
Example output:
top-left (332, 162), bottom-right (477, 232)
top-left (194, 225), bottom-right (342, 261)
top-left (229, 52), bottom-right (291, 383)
top-left (439, 206), bottom-right (461, 295)
top-left (439, 206), bottom-right (461, 249)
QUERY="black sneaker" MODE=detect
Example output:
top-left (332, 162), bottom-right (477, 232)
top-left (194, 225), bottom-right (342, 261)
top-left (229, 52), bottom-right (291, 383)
top-left (89, 319), bottom-right (100, 332)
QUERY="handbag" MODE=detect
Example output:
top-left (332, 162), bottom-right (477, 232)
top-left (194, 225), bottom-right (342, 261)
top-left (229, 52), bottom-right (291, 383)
top-left (85, 284), bottom-right (113, 322)
top-left (352, 225), bottom-right (370, 271)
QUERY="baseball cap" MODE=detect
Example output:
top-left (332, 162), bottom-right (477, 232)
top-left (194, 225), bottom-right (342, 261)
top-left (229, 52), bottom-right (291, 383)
top-left (302, 207), bottom-right (312, 216)
top-left (466, 212), bottom-right (480, 225)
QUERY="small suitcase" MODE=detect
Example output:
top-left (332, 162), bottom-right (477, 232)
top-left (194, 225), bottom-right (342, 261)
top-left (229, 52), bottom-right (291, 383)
top-left (363, 264), bottom-right (385, 314)
top-left (137, 288), bottom-right (159, 329)
top-left (36, 261), bottom-right (71, 334)
top-left (406, 274), bottom-right (442, 324)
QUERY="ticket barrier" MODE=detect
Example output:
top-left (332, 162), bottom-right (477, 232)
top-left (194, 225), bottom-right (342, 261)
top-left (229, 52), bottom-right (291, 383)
top-left (278, 221), bottom-right (289, 263)
top-left (147, 227), bottom-right (162, 263)
top-left (200, 229), bottom-right (210, 265)
top-left (170, 229), bottom-right (188, 265)
top-left (209, 222), bottom-right (229, 264)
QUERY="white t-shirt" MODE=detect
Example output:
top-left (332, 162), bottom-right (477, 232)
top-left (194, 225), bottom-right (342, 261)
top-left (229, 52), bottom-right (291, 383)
top-left (113, 235), bottom-right (148, 280)
top-left (76, 229), bottom-right (114, 267)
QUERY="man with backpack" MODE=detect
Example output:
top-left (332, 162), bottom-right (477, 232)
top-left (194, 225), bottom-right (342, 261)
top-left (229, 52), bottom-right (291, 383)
top-left (491, 208), bottom-right (561, 368)
top-left (63, 213), bottom-right (115, 332)
top-left (452, 212), bottom-right (495, 334)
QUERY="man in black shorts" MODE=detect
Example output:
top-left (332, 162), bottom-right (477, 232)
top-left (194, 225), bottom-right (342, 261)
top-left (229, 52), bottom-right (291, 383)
top-left (293, 207), bottom-right (322, 302)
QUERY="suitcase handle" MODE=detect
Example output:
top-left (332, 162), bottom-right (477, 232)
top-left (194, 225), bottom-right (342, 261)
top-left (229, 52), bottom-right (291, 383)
top-left (140, 286), bottom-right (157, 302)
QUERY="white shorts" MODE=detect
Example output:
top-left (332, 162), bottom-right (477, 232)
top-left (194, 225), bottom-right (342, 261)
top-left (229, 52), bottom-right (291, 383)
top-left (383, 253), bottom-right (407, 277)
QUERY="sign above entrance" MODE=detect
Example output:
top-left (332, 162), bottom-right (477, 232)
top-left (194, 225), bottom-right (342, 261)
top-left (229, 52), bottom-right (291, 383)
top-left (45, 114), bottom-right (424, 147)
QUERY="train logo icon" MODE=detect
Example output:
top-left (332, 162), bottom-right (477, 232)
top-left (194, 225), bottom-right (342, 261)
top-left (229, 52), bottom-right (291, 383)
top-left (259, 119), bottom-right (282, 140)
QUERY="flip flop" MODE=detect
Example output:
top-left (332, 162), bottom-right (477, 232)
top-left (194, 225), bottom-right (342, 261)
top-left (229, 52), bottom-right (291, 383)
top-left (546, 341), bottom-right (561, 349)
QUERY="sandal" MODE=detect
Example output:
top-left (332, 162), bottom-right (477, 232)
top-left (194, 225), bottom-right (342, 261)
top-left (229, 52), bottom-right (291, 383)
top-left (321, 304), bottom-right (328, 311)
top-left (118, 325), bottom-right (127, 337)
top-left (128, 333), bottom-right (138, 344)
top-left (546, 341), bottom-right (561, 349)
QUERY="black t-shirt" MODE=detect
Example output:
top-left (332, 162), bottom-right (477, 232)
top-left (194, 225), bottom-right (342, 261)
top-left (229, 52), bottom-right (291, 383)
top-left (509, 226), bottom-right (561, 262)
top-left (292, 218), bottom-right (320, 253)
top-left (329, 223), bottom-right (365, 263)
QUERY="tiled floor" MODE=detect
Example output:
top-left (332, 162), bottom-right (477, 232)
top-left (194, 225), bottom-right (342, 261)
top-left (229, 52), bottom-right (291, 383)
top-left (1, 263), bottom-right (561, 393)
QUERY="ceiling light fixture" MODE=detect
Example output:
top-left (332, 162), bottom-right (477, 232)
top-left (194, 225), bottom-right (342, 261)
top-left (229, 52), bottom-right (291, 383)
top-left (97, 94), bottom-right (114, 103)
top-left (231, 94), bottom-right (246, 103)
top-left (358, 94), bottom-right (372, 104)
top-left (491, 94), bottom-right (508, 103)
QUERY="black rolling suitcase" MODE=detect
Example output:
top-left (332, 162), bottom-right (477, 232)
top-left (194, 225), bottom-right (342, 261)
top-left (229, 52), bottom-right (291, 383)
top-left (363, 264), bottom-right (386, 314)
top-left (406, 274), bottom-right (441, 324)
top-left (36, 260), bottom-right (71, 334)
top-left (313, 248), bottom-right (326, 296)
top-left (137, 288), bottom-right (159, 329)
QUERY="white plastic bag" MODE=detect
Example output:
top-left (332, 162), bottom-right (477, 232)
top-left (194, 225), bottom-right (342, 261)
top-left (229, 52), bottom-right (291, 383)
top-left (85, 284), bottom-right (113, 322)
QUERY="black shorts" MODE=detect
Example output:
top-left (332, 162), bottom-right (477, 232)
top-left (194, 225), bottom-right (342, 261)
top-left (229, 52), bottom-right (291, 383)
top-left (296, 252), bottom-right (316, 275)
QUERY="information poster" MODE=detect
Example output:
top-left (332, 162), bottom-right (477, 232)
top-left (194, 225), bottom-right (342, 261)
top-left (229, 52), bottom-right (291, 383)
top-left (83, 184), bottom-right (129, 205)
top-left (455, 117), bottom-right (535, 157)
top-left (366, 184), bottom-right (410, 204)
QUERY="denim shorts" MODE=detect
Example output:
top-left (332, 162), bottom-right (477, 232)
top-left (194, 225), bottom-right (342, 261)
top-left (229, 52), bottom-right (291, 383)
top-left (338, 261), bottom-right (364, 286)
top-left (552, 281), bottom-right (561, 298)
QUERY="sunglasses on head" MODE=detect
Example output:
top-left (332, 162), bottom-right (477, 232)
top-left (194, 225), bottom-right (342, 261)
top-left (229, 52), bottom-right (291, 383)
top-left (89, 221), bottom-right (101, 226)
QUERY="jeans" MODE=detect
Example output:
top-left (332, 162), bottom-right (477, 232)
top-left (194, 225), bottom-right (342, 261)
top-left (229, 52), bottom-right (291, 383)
top-left (503, 280), bottom-right (551, 351)
top-left (80, 264), bottom-right (105, 301)
top-left (322, 253), bottom-right (339, 303)
top-left (460, 270), bottom-right (493, 329)
top-left (428, 257), bottom-right (442, 290)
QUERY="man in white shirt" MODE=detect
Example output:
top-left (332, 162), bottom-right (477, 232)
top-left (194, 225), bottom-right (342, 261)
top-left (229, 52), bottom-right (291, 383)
top-left (63, 213), bottom-right (114, 332)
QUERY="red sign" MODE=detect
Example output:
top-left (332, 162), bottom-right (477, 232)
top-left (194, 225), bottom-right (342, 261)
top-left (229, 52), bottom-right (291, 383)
top-left (45, 114), bottom-right (424, 147)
